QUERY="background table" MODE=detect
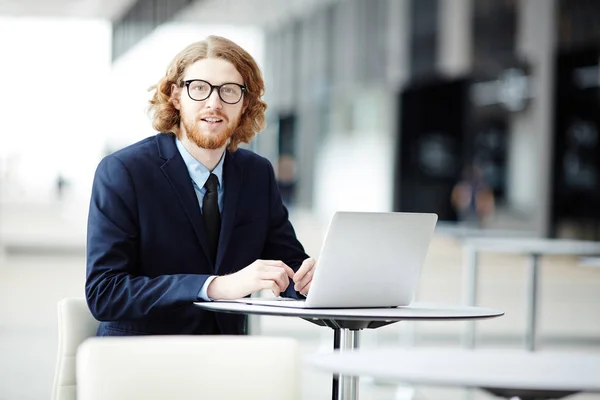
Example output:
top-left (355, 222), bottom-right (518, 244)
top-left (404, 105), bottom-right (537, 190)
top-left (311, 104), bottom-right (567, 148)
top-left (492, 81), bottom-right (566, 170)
top-left (461, 237), bottom-right (600, 350)
top-left (307, 348), bottom-right (600, 400)
top-left (434, 222), bottom-right (535, 239)
top-left (196, 301), bottom-right (503, 400)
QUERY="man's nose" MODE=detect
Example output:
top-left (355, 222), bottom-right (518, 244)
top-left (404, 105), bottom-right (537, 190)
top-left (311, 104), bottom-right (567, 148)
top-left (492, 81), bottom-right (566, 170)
top-left (205, 89), bottom-right (223, 109)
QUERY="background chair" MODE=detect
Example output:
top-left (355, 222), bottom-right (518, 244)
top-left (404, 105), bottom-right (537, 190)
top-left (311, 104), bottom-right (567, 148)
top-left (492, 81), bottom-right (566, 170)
top-left (52, 297), bottom-right (99, 400)
top-left (76, 336), bottom-right (301, 400)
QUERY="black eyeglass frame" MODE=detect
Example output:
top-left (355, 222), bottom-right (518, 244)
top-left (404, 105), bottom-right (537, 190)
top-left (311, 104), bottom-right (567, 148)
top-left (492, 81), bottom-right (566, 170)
top-left (180, 79), bottom-right (247, 104)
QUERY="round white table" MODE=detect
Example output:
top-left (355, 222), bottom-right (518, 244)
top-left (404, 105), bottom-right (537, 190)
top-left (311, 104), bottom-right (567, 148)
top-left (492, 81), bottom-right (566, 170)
top-left (461, 237), bottom-right (600, 350)
top-left (307, 348), bottom-right (600, 399)
top-left (195, 301), bottom-right (504, 400)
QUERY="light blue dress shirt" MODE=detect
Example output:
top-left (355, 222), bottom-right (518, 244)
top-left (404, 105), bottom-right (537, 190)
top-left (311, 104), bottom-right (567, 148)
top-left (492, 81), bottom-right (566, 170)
top-left (175, 138), bottom-right (225, 301)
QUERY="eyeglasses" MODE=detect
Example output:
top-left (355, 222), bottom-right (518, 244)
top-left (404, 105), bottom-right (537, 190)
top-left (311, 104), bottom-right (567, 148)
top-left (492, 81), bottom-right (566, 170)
top-left (181, 79), bottom-right (246, 104)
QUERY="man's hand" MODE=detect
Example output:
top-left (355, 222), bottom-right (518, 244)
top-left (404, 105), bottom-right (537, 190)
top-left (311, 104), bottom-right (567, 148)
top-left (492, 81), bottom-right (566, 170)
top-left (293, 257), bottom-right (316, 296)
top-left (207, 260), bottom-right (295, 300)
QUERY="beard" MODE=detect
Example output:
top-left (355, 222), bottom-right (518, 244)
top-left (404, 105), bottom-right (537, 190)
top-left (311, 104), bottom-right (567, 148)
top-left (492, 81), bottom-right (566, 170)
top-left (182, 111), bottom-right (240, 150)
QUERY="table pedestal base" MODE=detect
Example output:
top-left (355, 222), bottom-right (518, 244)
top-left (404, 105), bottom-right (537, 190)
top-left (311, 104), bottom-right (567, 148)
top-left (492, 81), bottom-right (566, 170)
top-left (334, 328), bottom-right (360, 400)
top-left (303, 318), bottom-right (398, 400)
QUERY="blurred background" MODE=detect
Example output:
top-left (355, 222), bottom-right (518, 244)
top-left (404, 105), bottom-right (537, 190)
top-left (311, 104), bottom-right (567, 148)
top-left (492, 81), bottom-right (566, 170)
top-left (1, 0), bottom-right (600, 399)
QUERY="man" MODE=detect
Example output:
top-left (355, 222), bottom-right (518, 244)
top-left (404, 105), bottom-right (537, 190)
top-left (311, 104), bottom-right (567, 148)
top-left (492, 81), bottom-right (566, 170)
top-left (86, 35), bottom-right (315, 336)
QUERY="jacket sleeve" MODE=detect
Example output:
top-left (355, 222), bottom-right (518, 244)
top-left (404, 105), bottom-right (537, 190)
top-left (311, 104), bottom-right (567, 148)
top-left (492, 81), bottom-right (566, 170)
top-left (260, 160), bottom-right (310, 299)
top-left (85, 155), bottom-right (209, 321)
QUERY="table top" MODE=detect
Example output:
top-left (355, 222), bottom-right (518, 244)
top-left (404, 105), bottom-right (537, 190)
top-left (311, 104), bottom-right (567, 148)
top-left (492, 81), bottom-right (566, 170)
top-left (463, 237), bottom-right (600, 255)
top-left (306, 348), bottom-right (600, 392)
top-left (194, 301), bottom-right (503, 321)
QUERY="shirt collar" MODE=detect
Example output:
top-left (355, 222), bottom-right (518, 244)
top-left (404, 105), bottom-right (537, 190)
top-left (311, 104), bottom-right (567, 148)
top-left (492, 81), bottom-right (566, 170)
top-left (175, 138), bottom-right (225, 190)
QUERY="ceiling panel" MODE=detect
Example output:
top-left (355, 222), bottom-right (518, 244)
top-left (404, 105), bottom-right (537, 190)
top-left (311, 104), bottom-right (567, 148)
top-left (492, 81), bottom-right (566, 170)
top-left (0, 0), bottom-right (138, 20)
top-left (0, 0), bottom-right (345, 26)
top-left (175, 0), bottom-right (344, 29)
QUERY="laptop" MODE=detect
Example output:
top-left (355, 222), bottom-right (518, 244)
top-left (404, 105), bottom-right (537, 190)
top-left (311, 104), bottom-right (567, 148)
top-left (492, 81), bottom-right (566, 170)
top-left (220, 211), bottom-right (438, 309)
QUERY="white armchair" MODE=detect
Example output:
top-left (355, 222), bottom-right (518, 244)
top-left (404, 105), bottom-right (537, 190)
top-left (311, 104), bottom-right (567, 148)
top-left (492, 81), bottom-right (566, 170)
top-left (52, 297), bottom-right (100, 400)
top-left (76, 335), bottom-right (301, 400)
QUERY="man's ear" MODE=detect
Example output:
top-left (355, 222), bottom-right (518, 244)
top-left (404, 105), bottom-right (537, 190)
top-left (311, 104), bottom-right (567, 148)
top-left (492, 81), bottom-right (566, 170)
top-left (170, 83), bottom-right (181, 110)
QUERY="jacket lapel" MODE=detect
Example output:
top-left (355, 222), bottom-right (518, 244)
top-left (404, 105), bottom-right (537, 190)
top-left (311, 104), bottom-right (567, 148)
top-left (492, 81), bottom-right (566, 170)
top-left (215, 150), bottom-right (243, 273)
top-left (157, 134), bottom-right (212, 264)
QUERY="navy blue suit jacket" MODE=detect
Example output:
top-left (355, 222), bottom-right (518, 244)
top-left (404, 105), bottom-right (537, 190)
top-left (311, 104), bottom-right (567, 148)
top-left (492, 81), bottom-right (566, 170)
top-left (85, 133), bottom-right (308, 336)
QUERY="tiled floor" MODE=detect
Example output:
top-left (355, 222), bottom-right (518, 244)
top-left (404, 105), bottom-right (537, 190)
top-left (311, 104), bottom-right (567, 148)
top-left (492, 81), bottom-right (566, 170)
top-left (1, 201), bottom-right (600, 400)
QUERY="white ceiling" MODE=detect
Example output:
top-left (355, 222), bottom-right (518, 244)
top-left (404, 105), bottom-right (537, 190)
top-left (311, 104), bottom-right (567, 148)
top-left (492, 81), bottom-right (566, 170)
top-left (173, 0), bottom-right (343, 29)
top-left (0, 0), bottom-right (138, 20)
top-left (0, 0), bottom-right (344, 26)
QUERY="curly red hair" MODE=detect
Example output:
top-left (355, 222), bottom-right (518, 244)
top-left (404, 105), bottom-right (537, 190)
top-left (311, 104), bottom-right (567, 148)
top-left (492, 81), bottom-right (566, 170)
top-left (148, 36), bottom-right (267, 151)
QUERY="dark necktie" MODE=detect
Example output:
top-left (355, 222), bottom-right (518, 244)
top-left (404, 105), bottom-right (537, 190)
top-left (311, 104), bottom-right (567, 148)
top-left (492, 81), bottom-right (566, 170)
top-left (203, 173), bottom-right (221, 264)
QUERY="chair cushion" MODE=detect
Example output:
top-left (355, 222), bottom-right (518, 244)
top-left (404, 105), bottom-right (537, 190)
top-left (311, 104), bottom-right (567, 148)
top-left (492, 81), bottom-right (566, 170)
top-left (76, 336), bottom-right (300, 400)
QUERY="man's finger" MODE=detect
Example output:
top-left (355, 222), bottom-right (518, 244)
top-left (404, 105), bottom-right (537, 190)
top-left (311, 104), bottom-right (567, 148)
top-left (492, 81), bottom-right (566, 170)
top-left (295, 269), bottom-right (314, 292)
top-left (262, 260), bottom-right (295, 279)
top-left (260, 270), bottom-right (289, 293)
top-left (298, 281), bottom-right (311, 295)
top-left (293, 258), bottom-right (315, 282)
top-left (295, 267), bottom-right (315, 291)
top-left (261, 280), bottom-right (280, 297)
top-left (297, 277), bottom-right (312, 294)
